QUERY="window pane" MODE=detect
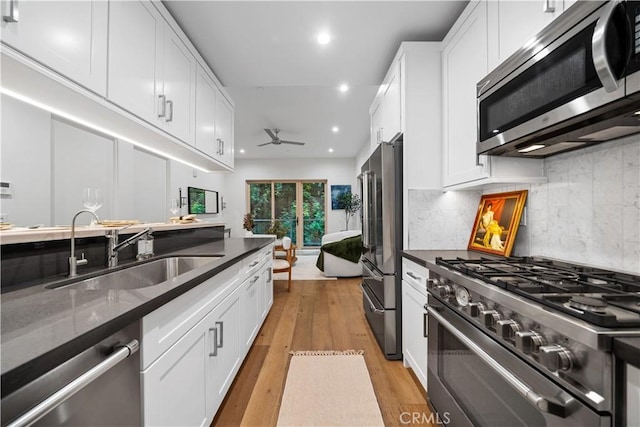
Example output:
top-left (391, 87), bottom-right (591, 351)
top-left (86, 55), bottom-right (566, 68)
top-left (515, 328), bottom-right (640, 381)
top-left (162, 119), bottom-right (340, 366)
top-left (302, 182), bottom-right (325, 246)
top-left (249, 183), bottom-right (272, 234)
top-left (274, 182), bottom-right (297, 243)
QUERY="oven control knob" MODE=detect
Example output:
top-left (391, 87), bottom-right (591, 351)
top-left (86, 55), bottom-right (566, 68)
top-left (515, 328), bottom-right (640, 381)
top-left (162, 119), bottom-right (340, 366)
top-left (480, 310), bottom-right (502, 329)
top-left (515, 331), bottom-right (547, 354)
top-left (468, 302), bottom-right (486, 318)
top-left (540, 344), bottom-right (576, 372)
top-left (496, 319), bottom-right (521, 339)
top-left (435, 284), bottom-right (453, 299)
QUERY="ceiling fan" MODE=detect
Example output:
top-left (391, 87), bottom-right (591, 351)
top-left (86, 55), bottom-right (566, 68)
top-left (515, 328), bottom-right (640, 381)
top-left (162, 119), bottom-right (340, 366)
top-left (258, 128), bottom-right (305, 147)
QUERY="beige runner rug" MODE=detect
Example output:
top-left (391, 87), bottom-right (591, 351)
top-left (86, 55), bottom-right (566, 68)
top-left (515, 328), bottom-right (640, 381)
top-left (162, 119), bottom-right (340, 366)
top-left (277, 350), bottom-right (385, 427)
top-left (273, 255), bottom-right (337, 281)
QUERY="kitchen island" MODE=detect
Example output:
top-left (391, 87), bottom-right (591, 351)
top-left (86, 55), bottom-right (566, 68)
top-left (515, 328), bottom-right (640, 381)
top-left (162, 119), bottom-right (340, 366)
top-left (1, 228), bottom-right (274, 425)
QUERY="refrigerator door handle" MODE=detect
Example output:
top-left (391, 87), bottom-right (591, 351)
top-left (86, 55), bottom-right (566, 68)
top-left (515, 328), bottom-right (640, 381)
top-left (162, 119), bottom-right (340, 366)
top-left (360, 171), bottom-right (370, 249)
top-left (360, 170), bottom-right (375, 249)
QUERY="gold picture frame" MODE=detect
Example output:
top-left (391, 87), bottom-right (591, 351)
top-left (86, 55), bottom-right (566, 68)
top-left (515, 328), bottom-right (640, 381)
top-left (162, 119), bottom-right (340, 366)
top-left (468, 190), bottom-right (528, 257)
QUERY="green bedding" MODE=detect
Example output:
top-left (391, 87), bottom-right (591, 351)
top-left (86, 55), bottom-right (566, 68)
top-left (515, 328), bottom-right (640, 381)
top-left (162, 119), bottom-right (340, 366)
top-left (316, 235), bottom-right (362, 271)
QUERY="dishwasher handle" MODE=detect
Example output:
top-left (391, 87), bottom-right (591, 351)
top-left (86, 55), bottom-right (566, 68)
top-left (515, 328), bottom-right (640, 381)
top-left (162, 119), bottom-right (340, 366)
top-left (7, 340), bottom-right (140, 427)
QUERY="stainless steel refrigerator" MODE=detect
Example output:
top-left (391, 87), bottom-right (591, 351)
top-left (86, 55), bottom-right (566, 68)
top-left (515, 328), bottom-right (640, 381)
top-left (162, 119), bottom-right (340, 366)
top-left (359, 133), bottom-right (402, 360)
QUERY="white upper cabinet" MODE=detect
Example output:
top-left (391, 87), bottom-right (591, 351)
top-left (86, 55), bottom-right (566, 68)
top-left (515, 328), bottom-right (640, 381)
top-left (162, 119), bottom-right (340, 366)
top-left (370, 61), bottom-right (401, 149)
top-left (370, 100), bottom-right (383, 149)
top-left (442, 1), bottom-right (490, 188)
top-left (108, 0), bottom-right (196, 145)
top-left (215, 93), bottom-right (234, 169)
top-left (195, 66), bottom-right (218, 158)
top-left (160, 25), bottom-right (196, 145)
top-left (195, 64), bottom-right (234, 168)
top-left (381, 62), bottom-right (402, 143)
top-left (0, 0), bottom-right (108, 96)
top-left (108, 0), bottom-right (162, 126)
top-left (494, 0), bottom-right (563, 64)
top-left (441, 0), bottom-right (545, 190)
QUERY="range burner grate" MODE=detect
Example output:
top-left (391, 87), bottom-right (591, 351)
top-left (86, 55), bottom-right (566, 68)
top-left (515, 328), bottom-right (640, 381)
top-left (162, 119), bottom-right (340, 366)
top-left (436, 256), bottom-right (640, 327)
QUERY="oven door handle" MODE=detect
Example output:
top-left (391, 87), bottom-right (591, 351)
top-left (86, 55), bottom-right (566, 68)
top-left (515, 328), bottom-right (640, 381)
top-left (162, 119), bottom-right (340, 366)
top-left (426, 306), bottom-right (567, 418)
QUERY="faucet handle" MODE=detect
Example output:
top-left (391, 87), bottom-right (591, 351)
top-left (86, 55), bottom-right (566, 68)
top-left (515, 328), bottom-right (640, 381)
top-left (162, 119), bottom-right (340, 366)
top-left (77, 253), bottom-right (88, 266)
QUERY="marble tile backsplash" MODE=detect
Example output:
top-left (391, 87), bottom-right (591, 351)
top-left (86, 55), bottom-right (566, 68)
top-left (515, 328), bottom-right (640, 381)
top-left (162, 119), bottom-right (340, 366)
top-left (408, 189), bottom-right (482, 250)
top-left (408, 136), bottom-right (640, 274)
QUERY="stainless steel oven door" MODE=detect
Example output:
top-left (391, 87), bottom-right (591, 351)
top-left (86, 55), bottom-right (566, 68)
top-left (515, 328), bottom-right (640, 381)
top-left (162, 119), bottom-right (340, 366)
top-left (426, 299), bottom-right (609, 427)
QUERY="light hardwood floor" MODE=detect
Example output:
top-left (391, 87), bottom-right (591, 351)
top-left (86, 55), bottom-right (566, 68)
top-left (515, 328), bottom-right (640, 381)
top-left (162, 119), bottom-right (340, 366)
top-left (211, 278), bottom-right (434, 426)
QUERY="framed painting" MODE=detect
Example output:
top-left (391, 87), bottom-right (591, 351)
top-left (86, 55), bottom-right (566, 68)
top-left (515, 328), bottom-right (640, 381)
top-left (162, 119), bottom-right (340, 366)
top-left (331, 185), bottom-right (351, 210)
top-left (468, 190), bottom-right (528, 257)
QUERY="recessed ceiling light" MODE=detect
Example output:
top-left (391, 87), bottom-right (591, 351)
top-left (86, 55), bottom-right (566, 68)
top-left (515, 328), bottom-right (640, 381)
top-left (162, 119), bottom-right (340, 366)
top-left (317, 32), bottom-right (331, 45)
top-left (332, 126), bottom-right (339, 133)
top-left (239, 149), bottom-right (245, 154)
top-left (338, 84), bottom-right (349, 92)
top-left (328, 148), bottom-right (334, 153)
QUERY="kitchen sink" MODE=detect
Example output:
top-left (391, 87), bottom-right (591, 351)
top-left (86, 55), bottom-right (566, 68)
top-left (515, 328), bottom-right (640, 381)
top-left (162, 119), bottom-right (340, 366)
top-left (46, 256), bottom-right (222, 290)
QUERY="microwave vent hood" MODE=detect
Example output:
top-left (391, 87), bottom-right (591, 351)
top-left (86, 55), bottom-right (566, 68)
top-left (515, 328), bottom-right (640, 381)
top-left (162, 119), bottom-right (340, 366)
top-left (481, 105), bottom-right (640, 158)
top-left (476, 0), bottom-right (640, 159)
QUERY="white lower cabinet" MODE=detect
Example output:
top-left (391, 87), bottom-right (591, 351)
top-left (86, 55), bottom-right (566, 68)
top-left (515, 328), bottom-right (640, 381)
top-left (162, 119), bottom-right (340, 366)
top-left (402, 258), bottom-right (429, 392)
top-left (242, 272), bottom-right (262, 352)
top-left (261, 263), bottom-right (274, 321)
top-left (141, 248), bottom-right (273, 425)
top-left (205, 287), bottom-right (242, 418)
top-left (142, 317), bottom-right (209, 426)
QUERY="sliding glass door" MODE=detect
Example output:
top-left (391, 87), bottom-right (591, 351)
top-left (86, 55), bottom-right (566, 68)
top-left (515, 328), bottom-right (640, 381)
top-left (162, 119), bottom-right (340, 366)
top-left (247, 180), bottom-right (326, 247)
top-left (301, 182), bottom-right (325, 247)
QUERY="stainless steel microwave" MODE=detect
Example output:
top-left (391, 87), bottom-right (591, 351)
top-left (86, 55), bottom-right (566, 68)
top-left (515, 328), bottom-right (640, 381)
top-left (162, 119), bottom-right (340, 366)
top-left (477, 0), bottom-right (640, 158)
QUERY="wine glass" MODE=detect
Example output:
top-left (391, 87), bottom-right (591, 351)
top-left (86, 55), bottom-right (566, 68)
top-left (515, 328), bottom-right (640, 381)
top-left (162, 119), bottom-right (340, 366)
top-left (169, 199), bottom-right (180, 223)
top-left (82, 188), bottom-right (103, 226)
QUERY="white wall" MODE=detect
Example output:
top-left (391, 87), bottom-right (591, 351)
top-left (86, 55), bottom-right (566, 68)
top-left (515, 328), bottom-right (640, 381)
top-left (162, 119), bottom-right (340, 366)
top-left (226, 157), bottom-right (358, 239)
top-left (408, 135), bottom-right (640, 274)
top-left (0, 95), bottom-right (52, 226)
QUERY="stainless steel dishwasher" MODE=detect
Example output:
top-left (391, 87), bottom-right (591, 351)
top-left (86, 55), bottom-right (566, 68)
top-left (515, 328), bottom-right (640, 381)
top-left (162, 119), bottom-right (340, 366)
top-left (1, 321), bottom-right (141, 426)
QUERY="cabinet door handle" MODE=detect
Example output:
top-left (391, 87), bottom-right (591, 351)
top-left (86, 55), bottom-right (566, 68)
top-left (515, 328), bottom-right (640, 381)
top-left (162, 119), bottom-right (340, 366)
top-left (157, 94), bottom-right (166, 118)
top-left (423, 312), bottom-right (428, 338)
top-left (209, 327), bottom-right (218, 357)
top-left (221, 140), bottom-right (224, 155)
top-left (249, 261), bottom-right (259, 267)
top-left (166, 100), bottom-right (174, 122)
top-left (216, 321), bottom-right (224, 349)
top-left (267, 268), bottom-right (272, 282)
top-left (3, 0), bottom-right (18, 22)
top-left (543, 0), bottom-right (555, 13)
top-left (407, 271), bottom-right (422, 282)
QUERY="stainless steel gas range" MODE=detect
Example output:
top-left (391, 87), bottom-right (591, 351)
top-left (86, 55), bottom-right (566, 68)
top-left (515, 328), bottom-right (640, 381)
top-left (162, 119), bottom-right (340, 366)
top-left (426, 256), bottom-right (640, 427)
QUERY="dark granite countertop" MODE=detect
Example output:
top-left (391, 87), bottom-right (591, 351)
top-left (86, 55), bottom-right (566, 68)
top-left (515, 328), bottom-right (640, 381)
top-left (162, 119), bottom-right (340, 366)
top-left (1, 237), bottom-right (273, 396)
top-left (403, 250), bottom-right (492, 269)
top-left (613, 337), bottom-right (640, 368)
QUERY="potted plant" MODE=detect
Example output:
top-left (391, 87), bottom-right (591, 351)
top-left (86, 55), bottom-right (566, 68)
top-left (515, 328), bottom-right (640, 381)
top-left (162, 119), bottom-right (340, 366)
top-left (337, 191), bottom-right (361, 230)
top-left (266, 220), bottom-right (288, 243)
top-left (243, 213), bottom-right (255, 236)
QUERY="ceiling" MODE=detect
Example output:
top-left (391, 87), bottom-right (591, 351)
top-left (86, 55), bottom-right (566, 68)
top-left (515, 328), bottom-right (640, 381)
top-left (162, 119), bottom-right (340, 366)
top-left (163, 1), bottom-right (468, 160)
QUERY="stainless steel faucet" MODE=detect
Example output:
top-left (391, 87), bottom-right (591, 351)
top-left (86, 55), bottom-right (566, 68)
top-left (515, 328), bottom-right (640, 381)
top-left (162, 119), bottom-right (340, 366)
top-left (107, 226), bottom-right (153, 268)
top-left (69, 210), bottom-right (101, 277)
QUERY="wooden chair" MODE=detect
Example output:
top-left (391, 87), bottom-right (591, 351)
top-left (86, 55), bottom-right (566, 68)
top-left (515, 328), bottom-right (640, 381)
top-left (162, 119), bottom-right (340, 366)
top-left (273, 237), bottom-right (293, 292)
